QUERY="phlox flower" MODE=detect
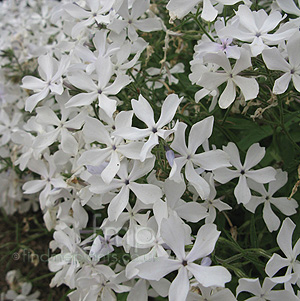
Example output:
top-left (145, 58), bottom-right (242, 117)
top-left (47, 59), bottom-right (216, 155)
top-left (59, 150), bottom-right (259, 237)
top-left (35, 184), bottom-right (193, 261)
top-left (88, 158), bottom-right (162, 221)
top-left (166, 0), bottom-right (241, 22)
top-left (236, 277), bottom-right (298, 301)
top-left (265, 218), bottom-right (300, 290)
top-left (136, 215), bottom-right (231, 301)
top-left (22, 54), bottom-right (69, 112)
top-left (198, 49), bottom-right (259, 109)
top-left (262, 32), bottom-right (300, 94)
top-left (213, 142), bottom-right (276, 204)
top-left (169, 116), bottom-right (230, 199)
top-left (66, 57), bottom-right (131, 117)
top-left (108, 0), bottom-right (162, 41)
top-left (219, 5), bottom-right (295, 56)
top-left (244, 169), bottom-right (298, 232)
top-left (113, 94), bottom-right (182, 162)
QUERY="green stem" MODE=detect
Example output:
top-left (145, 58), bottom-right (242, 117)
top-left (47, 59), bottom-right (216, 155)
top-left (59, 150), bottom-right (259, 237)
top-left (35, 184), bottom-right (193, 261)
top-left (193, 16), bottom-right (215, 42)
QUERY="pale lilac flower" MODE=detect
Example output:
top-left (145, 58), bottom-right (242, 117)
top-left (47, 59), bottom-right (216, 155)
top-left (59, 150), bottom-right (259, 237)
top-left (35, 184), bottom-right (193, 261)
top-left (213, 142), bottom-right (276, 204)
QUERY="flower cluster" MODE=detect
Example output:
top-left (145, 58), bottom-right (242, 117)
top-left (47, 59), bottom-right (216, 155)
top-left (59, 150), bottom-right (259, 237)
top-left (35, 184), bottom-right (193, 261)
top-left (1, 0), bottom-right (300, 300)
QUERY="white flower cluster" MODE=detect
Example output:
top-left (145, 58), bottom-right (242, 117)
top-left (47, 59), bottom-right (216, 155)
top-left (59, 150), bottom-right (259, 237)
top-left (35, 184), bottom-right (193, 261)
top-left (0, 0), bottom-right (300, 300)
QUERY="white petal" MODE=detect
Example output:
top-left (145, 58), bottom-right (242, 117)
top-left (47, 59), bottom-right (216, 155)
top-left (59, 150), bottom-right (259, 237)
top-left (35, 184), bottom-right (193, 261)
top-left (213, 168), bottom-right (239, 184)
top-left (139, 133), bottom-right (158, 162)
top-left (201, 0), bottom-right (218, 22)
top-left (271, 197), bottom-right (298, 216)
top-left (176, 202), bottom-right (208, 222)
top-left (83, 116), bottom-right (112, 145)
top-left (169, 267), bottom-right (190, 301)
top-left (232, 49), bottom-right (252, 75)
top-left (244, 143), bottom-right (265, 169)
top-left (243, 196), bottom-right (265, 213)
top-left (65, 91), bottom-right (96, 107)
top-left (78, 148), bottom-right (111, 167)
top-left (137, 257), bottom-right (181, 280)
top-left (170, 122), bottom-right (188, 156)
top-left (185, 161), bottom-right (210, 199)
top-left (129, 182), bottom-right (162, 204)
top-left (68, 73), bottom-right (97, 91)
top-left (108, 186), bottom-right (129, 221)
top-left (131, 95), bottom-right (155, 127)
top-left (265, 253), bottom-right (290, 277)
top-left (219, 79), bottom-right (236, 109)
top-left (187, 223), bottom-right (220, 262)
top-left (263, 201), bottom-right (280, 232)
top-left (233, 76), bottom-right (259, 101)
top-left (23, 180), bottom-right (46, 194)
top-left (156, 94), bottom-right (182, 129)
top-left (277, 0), bottom-right (300, 16)
top-left (25, 88), bottom-right (49, 112)
top-left (61, 128), bottom-right (78, 156)
top-left (166, 0), bottom-right (200, 19)
top-left (160, 215), bottom-right (187, 260)
top-left (277, 218), bottom-right (295, 259)
top-left (246, 167), bottom-right (276, 183)
top-left (273, 73), bottom-right (292, 94)
top-left (262, 48), bottom-right (291, 72)
top-left (234, 175), bottom-right (251, 204)
top-left (192, 149), bottom-right (230, 171)
top-left (187, 263), bottom-right (231, 287)
top-left (101, 151), bottom-right (120, 184)
top-left (188, 116), bottom-right (214, 154)
top-left (98, 94), bottom-right (117, 118)
top-left (236, 278), bottom-right (262, 296)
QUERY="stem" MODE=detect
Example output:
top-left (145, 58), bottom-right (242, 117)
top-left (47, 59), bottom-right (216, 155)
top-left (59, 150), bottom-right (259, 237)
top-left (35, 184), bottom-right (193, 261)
top-left (193, 15), bottom-right (215, 42)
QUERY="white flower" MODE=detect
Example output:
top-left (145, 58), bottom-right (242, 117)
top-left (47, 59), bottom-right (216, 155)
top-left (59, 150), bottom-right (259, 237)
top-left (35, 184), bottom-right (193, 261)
top-left (166, 0), bottom-right (241, 22)
top-left (213, 142), bottom-right (276, 204)
top-left (22, 154), bottom-right (67, 210)
top-left (108, 0), bottom-right (162, 41)
top-left (244, 169), bottom-right (298, 232)
top-left (219, 5), bottom-right (295, 56)
top-left (64, 0), bottom-right (114, 38)
top-left (137, 215), bottom-right (231, 301)
top-left (78, 112), bottom-right (145, 184)
top-left (169, 117), bottom-right (230, 199)
top-left (201, 173), bottom-right (232, 224)
top-left (198, 49), bottom-right (259, 109)
top-left (265, 218), bottom-right (300, 286)
top-left (22, 54), bottom-right (69, 112)
top-left (66, 57), bottom-right (131, 117)
top-left (113, 94), bottom-right (182, 162)
top-left (236, 277), bottom-right (298, 301)
top-left (88, 158), bottom-right (162, 221)
top-left (262, 32), bottom-right (300, 94)
top-left (153, 178), bottom-right (208, 226)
